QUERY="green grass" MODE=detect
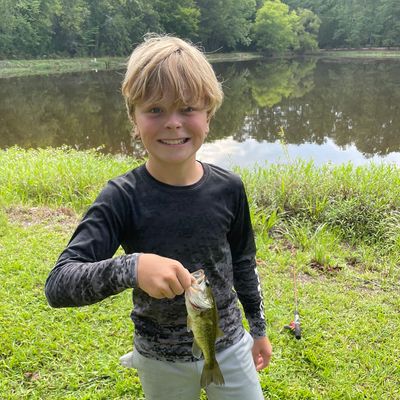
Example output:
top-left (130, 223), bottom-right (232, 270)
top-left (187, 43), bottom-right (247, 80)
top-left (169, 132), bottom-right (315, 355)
top-left (0, 147), bottom-right (142, 211)
top-left (319, 50), bottom-right (400, 59)
top-left (1, 148), bottom-right (399, 399)
top-left (0, 58), bottom-right (127, 79)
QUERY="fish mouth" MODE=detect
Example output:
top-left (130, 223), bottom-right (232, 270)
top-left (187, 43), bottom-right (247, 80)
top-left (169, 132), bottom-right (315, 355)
top-left (188, 299), bottom-right (205, 311)
top-left (185, 269), bottom-right (213, 310)
top-left (191, 269), bottom-right (206, 285)
top-left (186, 285), bottom-right (213, 310)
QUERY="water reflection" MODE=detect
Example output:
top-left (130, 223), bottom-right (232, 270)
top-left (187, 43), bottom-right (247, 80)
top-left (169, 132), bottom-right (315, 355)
top-left (1, 58), bottom-right (399, 166)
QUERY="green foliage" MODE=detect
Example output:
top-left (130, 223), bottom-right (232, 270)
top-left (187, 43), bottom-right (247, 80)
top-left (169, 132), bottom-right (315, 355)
top-left (292, 8), bottom-right (321, 52)
top-left (51, 0), bottom-right (89, 56)
top-left (84, 0), bottom-right (161, 57)
top-left (197, 0), bottom-right (256, 50)
top-left (11, 0), bottom-right (55, 57)
top-left (239, 160), bottom-right (400, 249)
top-left (1, 0), bottom-right (400, 57)
top-left (253, 0), bottom-right (320, 55)
top-left (153, 0), bottom-right (200, 39)
top-left (283, 0), bottom-right (400, 48)
top-left (0, 0), bottom-right (17, 57)
top-left (0, 205), bottom-right (7, 237)
top-left (378, 0), bottom-right (400, 46)
top-left (254, 0), bottom-right (298, 55)
top-left (0, 147), bottom-right (141, 211)
top-left (0, 0), bottom-right (259, 58)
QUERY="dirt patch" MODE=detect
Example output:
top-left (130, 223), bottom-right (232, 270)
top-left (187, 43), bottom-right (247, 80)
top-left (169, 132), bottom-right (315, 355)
top-left (309, 260), bottom-right (342, 275)
top-left (5, 206), bottom-right (80, 231)
top-left (296, 271), bottom-right (326, 284)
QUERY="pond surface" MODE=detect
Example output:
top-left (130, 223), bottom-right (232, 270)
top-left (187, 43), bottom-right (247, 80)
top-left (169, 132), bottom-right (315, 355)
top-left (1, 58), bottom-right (400, 169)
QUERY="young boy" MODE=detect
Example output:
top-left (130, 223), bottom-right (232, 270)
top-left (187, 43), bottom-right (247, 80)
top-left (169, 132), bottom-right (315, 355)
top-left (45, 34), bottom-right (272, 400)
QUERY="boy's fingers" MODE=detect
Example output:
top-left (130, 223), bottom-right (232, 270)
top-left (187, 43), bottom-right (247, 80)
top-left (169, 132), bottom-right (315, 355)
top-left (256, 355), bottom-right (269, 371)
top-left (168, 278), bottom-right (185, 296)
top-left (136, 254), bottom-right (192, 299)
top-left (175, 265), bottom-right (193, 291)
top-left (161, 286), bottom-right (176, 299)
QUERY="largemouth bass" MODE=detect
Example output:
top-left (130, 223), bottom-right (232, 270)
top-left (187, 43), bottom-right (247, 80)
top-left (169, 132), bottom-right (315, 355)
top-left (185, 269), bottom-right (225, 387)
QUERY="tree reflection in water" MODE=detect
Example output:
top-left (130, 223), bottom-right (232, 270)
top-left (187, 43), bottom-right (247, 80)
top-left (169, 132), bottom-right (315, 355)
top-left (0, 58), bottom-right (399, 165)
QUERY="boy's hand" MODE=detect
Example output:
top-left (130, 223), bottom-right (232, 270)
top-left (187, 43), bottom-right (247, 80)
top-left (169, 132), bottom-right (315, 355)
top-left (252, 336), bottom-right (272, 371)
top-left (137, 254), bottom-right (192, 299)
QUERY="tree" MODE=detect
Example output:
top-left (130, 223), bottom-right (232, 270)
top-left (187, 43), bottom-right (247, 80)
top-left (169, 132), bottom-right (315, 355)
top-left (85, 0), bottom-right (160, 56)
top-left (52, 0), bottom-right (89, 56)
top-left (196, 0), bottom-right (256, 51)
top-left (283, 0), bottom-right (400, 48)
top-left (377, 0), bottom-right (400, 46)
top-left (12, 0), bottom-right (57, 57)
top-left (153, 0), bottom-right (200, 40)
top-left (253, 0), bottom-right (298, 55)
top-left (292, 8), bottom-right (320, 52)
top-left (0, 0), bottom-right (17, 57)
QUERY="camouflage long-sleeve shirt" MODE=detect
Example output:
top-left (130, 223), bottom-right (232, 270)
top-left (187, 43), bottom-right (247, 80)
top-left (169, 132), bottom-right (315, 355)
top-left (45, 163), bottom-right (266, 362)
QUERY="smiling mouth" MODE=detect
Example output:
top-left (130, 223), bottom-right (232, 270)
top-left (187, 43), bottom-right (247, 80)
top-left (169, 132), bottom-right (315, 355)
top-left (158, 138), bottom-right (189, 145)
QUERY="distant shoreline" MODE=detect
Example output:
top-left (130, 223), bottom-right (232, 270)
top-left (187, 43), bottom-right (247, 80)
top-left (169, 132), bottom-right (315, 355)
top-left (0, 53), bottom-right (263, 79)
top-left (1, 50), bottom-right (400, 79)
top-left (318, 48), bottom-right (400, 60)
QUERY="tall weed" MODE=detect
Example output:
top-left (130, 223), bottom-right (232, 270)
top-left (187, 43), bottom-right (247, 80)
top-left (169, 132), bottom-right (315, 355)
top-left (239, 160), bottom-right (400, 247)
top-left (0, 147), bottom-right (141, 212)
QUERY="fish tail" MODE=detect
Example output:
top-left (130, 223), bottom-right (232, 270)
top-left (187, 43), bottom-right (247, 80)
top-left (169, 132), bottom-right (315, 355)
top-left (200, 360), bottom-right (225, 387)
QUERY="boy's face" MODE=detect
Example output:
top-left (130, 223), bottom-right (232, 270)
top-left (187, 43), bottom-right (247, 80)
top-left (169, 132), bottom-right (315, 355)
top-left (134, 95), bottom-right (210, 170)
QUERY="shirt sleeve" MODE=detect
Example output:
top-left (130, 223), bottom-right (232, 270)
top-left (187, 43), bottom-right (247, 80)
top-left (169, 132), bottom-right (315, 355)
top-left (45, 180), bottom-right (138, 308)
top-left (228, 182), bottom-right (267, 338)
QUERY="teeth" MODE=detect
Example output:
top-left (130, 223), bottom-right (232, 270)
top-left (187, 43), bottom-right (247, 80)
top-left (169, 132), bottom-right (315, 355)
top-left (160, 138), bottom-right (187, 145)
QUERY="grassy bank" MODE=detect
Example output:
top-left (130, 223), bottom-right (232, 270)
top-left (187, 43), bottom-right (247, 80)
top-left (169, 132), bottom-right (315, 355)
top-left (1, 148), bottom-right (399, 399)
top-left (0, 57), bottom-right (127, 79)
top-left (319, 49), bottom-right (400, 59)
top-left (1, 50), bottom-right (399, 79)
top-left (0, 52), bottom-right (262, 79)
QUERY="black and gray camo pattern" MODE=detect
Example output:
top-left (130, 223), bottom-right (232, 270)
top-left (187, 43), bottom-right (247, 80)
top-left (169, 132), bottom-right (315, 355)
top-left (45, 163), bottom-right (266, 362)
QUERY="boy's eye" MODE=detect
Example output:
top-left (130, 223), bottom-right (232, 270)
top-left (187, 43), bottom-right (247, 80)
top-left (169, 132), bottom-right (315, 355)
top-left (149, 107), bottom-right (162, 113)
top-left (183, 106), bottom-right (194, 113)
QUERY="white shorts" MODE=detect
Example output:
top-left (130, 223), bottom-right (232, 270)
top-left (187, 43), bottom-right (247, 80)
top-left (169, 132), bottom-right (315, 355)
top-left (120, 331), bottom-right (265, 400)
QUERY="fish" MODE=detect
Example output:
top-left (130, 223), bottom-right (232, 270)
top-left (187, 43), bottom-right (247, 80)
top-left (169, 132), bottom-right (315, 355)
top-left (185, 269), bottom-right (225, 387)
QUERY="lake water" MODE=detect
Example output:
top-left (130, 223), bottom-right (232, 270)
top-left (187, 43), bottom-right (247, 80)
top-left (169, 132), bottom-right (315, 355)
top-left (1, 57), bottom-right (400, 169)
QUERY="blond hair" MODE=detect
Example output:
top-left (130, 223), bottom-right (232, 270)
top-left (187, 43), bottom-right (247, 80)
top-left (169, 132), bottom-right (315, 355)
top-left (121, 34), bottom-right (223, 127)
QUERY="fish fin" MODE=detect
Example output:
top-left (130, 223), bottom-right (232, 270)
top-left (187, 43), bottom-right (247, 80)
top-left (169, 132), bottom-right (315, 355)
top-left (216, 326), bottom-right (224, 338)
top-left (192, 339), bottom-right (203, 359)
top-left (187, 315), bottom-right (193, 332)
top-left (200, 360), bottom-right (225, 387)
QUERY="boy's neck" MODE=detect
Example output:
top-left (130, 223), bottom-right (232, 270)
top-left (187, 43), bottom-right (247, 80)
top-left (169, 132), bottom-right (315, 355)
top-left (145, 159), bottom-right (204, 186)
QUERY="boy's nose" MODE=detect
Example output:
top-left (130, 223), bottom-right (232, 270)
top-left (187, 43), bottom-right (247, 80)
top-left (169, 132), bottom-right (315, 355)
top-left (165, 113), bottom-right (182, 129)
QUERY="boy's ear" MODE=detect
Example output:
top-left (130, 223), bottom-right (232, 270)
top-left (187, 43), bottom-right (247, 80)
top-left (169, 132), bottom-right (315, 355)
top-left (205, 118), bottom-right (210, 135)
top-left (131, 125), bottom-right (141, 140)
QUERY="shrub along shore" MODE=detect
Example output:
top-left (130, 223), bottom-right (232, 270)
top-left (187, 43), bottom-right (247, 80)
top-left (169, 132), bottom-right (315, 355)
top-left (1, 147), bottom-right (399, 399)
